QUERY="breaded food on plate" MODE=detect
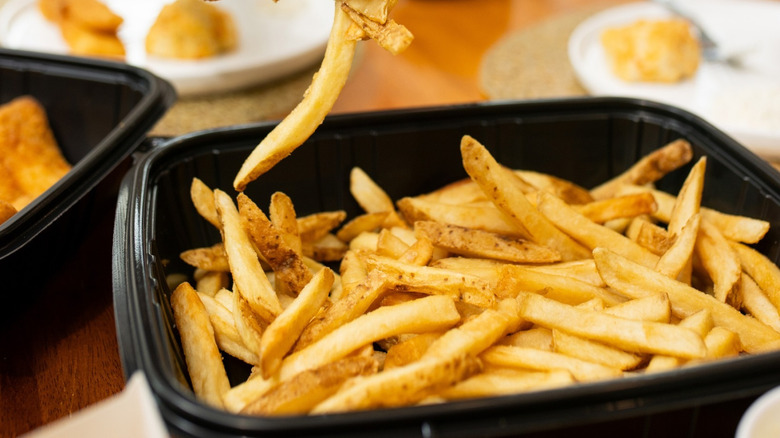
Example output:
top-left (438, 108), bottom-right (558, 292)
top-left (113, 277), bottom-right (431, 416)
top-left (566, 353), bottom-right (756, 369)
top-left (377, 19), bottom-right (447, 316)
top-left (146, 0), bottom-right (238, 59)
top-left (0, 96), bottom-right (72, 215)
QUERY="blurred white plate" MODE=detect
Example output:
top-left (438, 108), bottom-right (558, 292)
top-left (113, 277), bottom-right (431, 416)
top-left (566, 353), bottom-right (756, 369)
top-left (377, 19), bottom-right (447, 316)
top-left (568, 0), bottom-right (780, 157)
top-left (0, 0), bottom-right (334, 96)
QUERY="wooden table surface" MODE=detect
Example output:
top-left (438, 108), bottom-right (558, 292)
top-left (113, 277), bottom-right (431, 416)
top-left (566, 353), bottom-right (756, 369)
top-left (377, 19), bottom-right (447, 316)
top-left (0, 0), bottom-right (768, 436)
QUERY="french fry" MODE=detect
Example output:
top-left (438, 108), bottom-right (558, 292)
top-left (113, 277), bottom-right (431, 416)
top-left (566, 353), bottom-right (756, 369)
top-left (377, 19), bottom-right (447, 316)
top-left (589, 139), bottom-right (693, 200)
top-left (536, 191), bottom-right (659, 268)
top-left (655, 214), bottom-right (700, 280)
top-left (593, 247), bottom-right (780, 352)
top-left (644, 309), bottom-right (713, 372)
top-left (279, 295), bottom-right (461, 380)
top-left (516, 291), bottom-right (706, 358)
top-left (526, 259), bottom-right (605, 288)
top-left (365, 254), bottom-right (496, 308)
top-left (499, 327), bottom-right (554, 350)
top-left (243, 354), bottom-right (378, 415)
top-left (498, 264), bottom-right (625, 306)
top-left (170, 282), bottom-right (231, 408)
top-left (384, 332), bottom-right (444, 369)
top-left (336, 212), bottom-right (389, 242)
top-left (180, 243), bottom-right (230, 272)
top-left (439, 369), bottom-right (574, 400)
top-left (233, 4), bottom-right (360, 190)
top-left (574, 192), bottom-right (657, 224)
top-left (625, 216), bottom-right (671, 256)
top-left (190, 177), bottom-right (220, 228)
top-left (215, 189), bottom-right (282, 322)
top-left (269, 192), bottom-right (303, 255)
top-left (481, 345), bottom-right (622, 382)
top-left (514, 170), bottom-right (593, 205)
top-left (305, 233), bottom-right (349, 262)
top-left (198, 292), bottom-right (259, 365)
top-left (260, 268), bottom-right (334, 378)
top-left (238, 192), bottom-right (312, 294)
top-left (298, 211), bottom-right (347, 244)
top-left (731, 241), bottom-right (780, 311)
top-left (740, 273), bottom-right (780, 333)
top-left (602, 293), bottom-right (671, 323)
top-left (194, 269), bottom-right (229, 297)
top-left (396, 196), bottom-right (523, 237)
top-left (232, 287), bottom-right (265, 364)
top-left (414, 220), bottom-right (560, 264)
top-left (552, 330), bottom-right (643, 371)
top-left (694, 219), bottom-right (742, 306)
top-left (460, 135), bottom-right (590, 261)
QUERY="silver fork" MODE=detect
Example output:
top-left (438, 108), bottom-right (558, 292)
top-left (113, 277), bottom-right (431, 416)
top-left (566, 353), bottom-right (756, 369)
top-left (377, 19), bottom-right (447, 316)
top-left (653, 0), bottom-right (746, 68)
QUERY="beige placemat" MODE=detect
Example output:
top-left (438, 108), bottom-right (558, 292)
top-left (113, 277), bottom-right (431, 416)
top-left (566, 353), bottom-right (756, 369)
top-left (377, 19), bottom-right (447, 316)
top-left (479, 3), bottom-right (619, 100)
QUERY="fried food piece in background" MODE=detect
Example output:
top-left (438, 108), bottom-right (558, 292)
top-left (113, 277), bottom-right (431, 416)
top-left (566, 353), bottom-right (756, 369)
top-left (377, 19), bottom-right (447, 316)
top-left (38, 0), bottom-right (125, 57)
top-left (601, 18), bottom-right (700, 83)
top-left (145, 0), bottom-right (238, 59)
top-left (0, 96), bottom-right (72, 212)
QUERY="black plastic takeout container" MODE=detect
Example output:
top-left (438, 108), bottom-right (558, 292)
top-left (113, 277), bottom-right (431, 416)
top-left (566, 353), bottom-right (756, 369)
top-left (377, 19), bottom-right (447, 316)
top-left (0, 49), bottom-right (174, 313)
top-left (114, 98), bottom-right (780, 437)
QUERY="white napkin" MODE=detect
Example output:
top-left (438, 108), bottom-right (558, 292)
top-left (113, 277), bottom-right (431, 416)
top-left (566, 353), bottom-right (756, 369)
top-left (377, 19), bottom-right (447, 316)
top-left (22, 372), bottom-right (168, 438)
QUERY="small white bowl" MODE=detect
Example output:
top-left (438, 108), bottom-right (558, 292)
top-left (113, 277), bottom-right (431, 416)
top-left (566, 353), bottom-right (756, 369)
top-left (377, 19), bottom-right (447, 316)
top-left (737, 386), bottom-right (780, 438)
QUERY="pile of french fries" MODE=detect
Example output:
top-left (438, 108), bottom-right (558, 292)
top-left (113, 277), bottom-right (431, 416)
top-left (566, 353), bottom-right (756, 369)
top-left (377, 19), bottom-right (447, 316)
top-left (169, 134), bottom-right (780, 416)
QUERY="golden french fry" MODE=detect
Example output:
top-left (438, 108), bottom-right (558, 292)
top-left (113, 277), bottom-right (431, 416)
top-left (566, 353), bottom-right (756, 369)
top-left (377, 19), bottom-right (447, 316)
top-left (593, 247), bottom-right (780, 353)
top-left (191, 177), bottom-right (220, 228)
top-left (589, 139), bottom-right (693, 200)
top-left (515, 170), bottom-right (594, 205)
top-left (481, 345), bottom-right (622, 382)
top-left (279, 295), bottom-right (461, 380)
top-left (180, 243), bottom-right (230, 272)
top-left (516, 291), bottom-right (706, 358)
top-left (298, 211), bottom-right (347, 244)
top-left (170, 282), bottom-right (230, 408)
top-left (343, 0), bottom-right (396, 23)
top-left (499, 327), bottom-right (554, 351)
top-left (397, 234), bottom-right (435, 266)
top-left (731, 241), bottom-right (780, 311)
top-left (574, 192), bottom-right (657, 224)
top-left (214, 189), bottom-right (282, 322)
top-left (414, 220), bottom-right (560, 264)
top-left (526, 259), bottom-right (605, 288)
top-left (232, 286), bottom-right (265, 364)
top-left (498, 264), bottom-right (625, 306)
top-left (260, 268), bottom-right (334, 378)
top-left (602, 293), bottom-right (671, 323)
top-left (460, 135), bottom-right (590, 261)
top-left (365, 254), bottom-right (496, 308)
top-left (384, 332), bottom-right (444, 370)
top-left (233, 5), bottom-right (359, 190)
top-left (694, 219), bottom-right (742, 306)
top-left (552, 330), bottom-right (643, 371)
top-left (238, 193), bottom-right (312, 294)
top-left (311, 353), bottom-right (480, 413)
top-left (243, 352), bottom-right (379, 415)
top-left (536, 191), bottom-right (659, 268)
top-left (194, 269), bottom-right (229, 297)
top-left (625, 216), bottom-right (671, 256)
top-left (655, 213), bottom-right (700, 279)
top-left (269, 192), bottom-right (303, 255)
top-left (396, 196), bottom-right (523, 237)
top-left (336, 212), bottom-right (389, 242)
top-left (198, 292), bottom-right (259, 365)
top-left (740, 273), bottom-right (780, 333)
top-left (305, 233), bottom-right (349, 262)
top-left (644, 309), bottom-right (714, 372)
top-left (376, 228), bottom-right (409, 258)
top-left (667, 156), bottom-right (706, 284)
top-left (439, 369), bottom-right (574, 400)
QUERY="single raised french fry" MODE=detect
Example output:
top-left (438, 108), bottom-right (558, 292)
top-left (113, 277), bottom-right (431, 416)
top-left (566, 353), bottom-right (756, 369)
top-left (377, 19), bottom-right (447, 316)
top-left (731, 241), bottom-right (780, 311)
top-left (170, 282), bottom-right (231, 408)
top-left (233, 4), bottom-right (360, 190)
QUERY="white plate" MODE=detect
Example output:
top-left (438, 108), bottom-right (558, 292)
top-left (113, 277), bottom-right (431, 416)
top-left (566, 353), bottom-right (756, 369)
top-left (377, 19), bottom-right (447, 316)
top-left (0, 0), bottom-right (334, 97)
top-left (568, 0), bottom-right (780, 157)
